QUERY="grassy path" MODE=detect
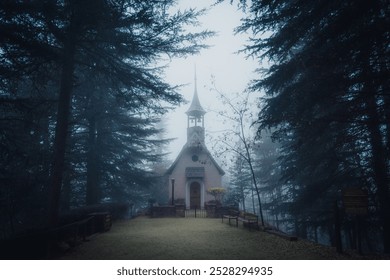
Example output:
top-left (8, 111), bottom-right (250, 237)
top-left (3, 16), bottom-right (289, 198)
top-left (61, 217), bottom-right (356, 260)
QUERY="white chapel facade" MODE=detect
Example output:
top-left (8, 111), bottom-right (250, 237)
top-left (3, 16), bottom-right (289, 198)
top-left (165, 74), bottom-right (225, 209)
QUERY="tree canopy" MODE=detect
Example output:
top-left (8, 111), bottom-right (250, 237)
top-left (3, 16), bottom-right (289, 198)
top-left (0, 0), bottom-right (213, 231)
top-left (235, 0), bottom-right (390, 252)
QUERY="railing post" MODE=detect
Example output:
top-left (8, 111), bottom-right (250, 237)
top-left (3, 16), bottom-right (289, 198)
top-left (195, 206), bottom-right (197, 218)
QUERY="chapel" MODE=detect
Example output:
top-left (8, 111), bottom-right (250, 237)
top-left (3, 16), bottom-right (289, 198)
top-left (165, 73), bottom-right (225, 209)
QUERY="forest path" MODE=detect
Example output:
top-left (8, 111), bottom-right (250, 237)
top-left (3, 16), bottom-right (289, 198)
top-left (61, 217), bottom-right (354, 260)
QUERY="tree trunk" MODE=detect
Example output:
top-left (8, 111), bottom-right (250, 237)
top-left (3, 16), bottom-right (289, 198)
top-left (240, 183), bottom-right (246, 212)
top-left (365, 87), bottom-right (390, 253)
top-left (274, 213), bottom-right (279, 230)
top-left (240, 115), bottom-right (265, 226)
top-left (313, 225), bottom-right (318, 243)
top-left (47, 37), bottom-right (76, 227)
top-left (294, 217), bottom-right (299, 237)
top-left (384, 94), bottom-right (390, 167)
top-left (86, 115), bottom-right (100, 205)
top-left (61, 168), bottom-right (71, 212)
top-left (251, 186), bottom-right (256, 214)
top-left (247, 154), bottom-right (265, 226)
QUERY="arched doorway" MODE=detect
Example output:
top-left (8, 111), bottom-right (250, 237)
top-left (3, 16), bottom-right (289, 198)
top-left (189, 181), bottom-right (201, 209)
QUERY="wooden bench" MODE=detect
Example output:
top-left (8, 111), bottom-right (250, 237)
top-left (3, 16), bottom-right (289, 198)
top-left (222, 210), bottom-right (259, 230)
top-left (222, 209), bottom-right (239, 226)
top-left (238, 212), bottom-right (259, 231)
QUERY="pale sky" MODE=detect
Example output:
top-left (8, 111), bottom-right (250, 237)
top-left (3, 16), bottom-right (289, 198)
top-left (164, 0), bottom-right (259, 165)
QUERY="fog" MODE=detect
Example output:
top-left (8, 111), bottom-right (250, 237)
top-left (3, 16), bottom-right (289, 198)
top-left (2, 0), bottom-right (388, 261)
top-left (164, 0), bottom-right (258, 162)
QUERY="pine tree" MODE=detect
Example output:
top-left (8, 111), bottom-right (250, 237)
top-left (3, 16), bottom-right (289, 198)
top-left (228, 151), bottom-right (252, 212)
top-left (236, 0), bottom-right (390, 252)
top-left (1, 0), bottom-right (213, 227)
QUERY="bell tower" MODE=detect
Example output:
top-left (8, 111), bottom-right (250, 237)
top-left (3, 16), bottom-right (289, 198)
top-left (186, 71), bottom-right (206, 148)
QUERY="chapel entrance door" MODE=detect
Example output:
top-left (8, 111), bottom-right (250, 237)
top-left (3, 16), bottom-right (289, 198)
top-left (190, 182), bottom-right (201, 209)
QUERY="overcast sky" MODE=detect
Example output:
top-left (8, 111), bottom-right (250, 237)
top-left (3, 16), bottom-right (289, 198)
top-left (164, 0), bottom-right (259, 164)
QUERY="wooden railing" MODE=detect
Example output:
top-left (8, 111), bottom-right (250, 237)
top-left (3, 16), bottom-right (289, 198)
top-left (0, 212), bottom-right (112, 259)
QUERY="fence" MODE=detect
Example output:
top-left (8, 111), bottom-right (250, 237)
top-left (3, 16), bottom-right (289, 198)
top-left (185, 208), bottom-right (207, 218)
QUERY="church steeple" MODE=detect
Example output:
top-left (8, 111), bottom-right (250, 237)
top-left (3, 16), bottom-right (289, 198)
top-left (186, 70), bottom-right (206, 117)
top-left (186, 70), bottom-right (206, 146)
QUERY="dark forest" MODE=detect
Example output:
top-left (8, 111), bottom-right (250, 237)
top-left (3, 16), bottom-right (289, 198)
top-left (0, 0), bottom-right (389, 259)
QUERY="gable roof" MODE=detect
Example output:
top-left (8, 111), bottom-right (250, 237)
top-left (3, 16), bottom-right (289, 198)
top-left (166, 143), bottom-right (225, 176)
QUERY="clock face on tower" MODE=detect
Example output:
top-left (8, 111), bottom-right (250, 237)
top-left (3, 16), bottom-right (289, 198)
top-left (192, 155), bottom-right (199, 162)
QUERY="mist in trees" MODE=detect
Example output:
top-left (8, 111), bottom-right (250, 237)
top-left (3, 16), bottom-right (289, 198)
top-left (0, 0), bottom-right (213, 237)
top-left (209, 85), bottom-right (265, 226)
top-left (231, 0), bottom-right (389, 253)
top-left (0, 0), bottom-right (388, 258)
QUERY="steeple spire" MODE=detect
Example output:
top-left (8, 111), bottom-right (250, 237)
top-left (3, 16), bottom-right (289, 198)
top-left (194, 64), bottom-right (197, 94)
top-left (186, 66), bottom-right (206, 117)
top-left (186, 68), bottom-right (206, 145)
